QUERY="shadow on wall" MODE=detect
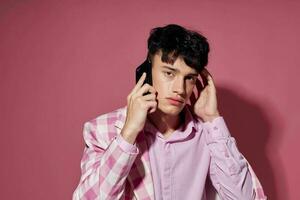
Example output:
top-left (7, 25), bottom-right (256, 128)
top-left (217, 86), bottom-right (287, 200)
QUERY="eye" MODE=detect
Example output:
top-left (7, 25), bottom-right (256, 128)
top-left (164, 71), bottom-right (174, 77)
top-left (186, 76), bottom-right (196, 83)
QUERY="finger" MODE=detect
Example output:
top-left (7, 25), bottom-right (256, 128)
top-left (146, 101), bottom-right (158, 113)
top-left (207, 75), bottom-right (217, 95)
top-left (199, 71), bottom-right (208, 86)
top-left (149, 106), bottom-right (157, 113)
top-left (195, 78), bottom-right (204, 95)
top-left (142, 93), bottom-right (157, 101)
top-left (207, 75), bottom-right (215, 86)
top-left (148, 86), bottom-right (157, 95)
top-left (200, 68), bottom-right (211, 86)
top-left (130, 72), bottom-right (146, 95)
top-left (135, 84), bottom-right (156, 97)
top-left (202, 68), bottom-right (216, 90)
top-left (149, 101), bottom-right (158, 113)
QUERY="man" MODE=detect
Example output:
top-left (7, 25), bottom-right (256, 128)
top-left (73, 24), bottom-right (266, 199)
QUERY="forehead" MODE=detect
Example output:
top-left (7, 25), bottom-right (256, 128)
top-left (152, 52), bottom-right (198, 74)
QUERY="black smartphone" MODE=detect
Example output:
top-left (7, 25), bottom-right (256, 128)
top-left (135, 59), bottom-right (152, 96)
top-left (135, 59), bottom-right (152, 85)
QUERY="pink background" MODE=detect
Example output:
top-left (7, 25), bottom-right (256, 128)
top-left (0, 0), bottom-right (299, 199)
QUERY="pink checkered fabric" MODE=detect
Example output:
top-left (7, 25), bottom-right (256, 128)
top-left (72, 106), bottom-right (267, 200)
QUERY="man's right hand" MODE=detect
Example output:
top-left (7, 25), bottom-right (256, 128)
top-left (121, 72), bottom-right (158, 144)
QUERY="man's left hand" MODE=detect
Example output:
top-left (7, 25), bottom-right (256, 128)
top-left (190, 68), bottom-right (220, 122)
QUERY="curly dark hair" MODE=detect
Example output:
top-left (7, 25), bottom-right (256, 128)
top-left (147, 24), bottom-right (210, 73)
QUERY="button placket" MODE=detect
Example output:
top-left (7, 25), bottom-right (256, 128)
top-left (163, 142), bottom-right (172, 199)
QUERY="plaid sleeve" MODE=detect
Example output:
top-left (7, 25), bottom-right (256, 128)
top-left (247, 161), bottom-right (267, 200)
top-left (72, 120), bottom-right (139, 200)
top-left (115, 134), bottom-right (139, 154)
top-left (203, 117), bottom-right (267, 200)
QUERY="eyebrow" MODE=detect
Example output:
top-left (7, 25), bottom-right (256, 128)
top-left (162, 65), bottom-right (198, 76)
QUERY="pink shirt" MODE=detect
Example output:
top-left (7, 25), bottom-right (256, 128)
top-left (117, 105), bottom-right (254, 199)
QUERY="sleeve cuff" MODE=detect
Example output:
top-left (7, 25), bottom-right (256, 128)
top-left (116, 134), bottom-right (139, 154)
top-left (203, 116), bottom-right (231, 144)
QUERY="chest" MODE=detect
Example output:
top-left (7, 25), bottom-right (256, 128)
top-left (147, 130), bottom-right (210, 175)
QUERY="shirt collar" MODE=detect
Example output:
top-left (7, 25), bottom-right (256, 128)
top-left (144, 105), bottom-right (201, 141)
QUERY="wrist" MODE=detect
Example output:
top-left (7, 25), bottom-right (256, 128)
top-left (201, 112), bottom-right (220, 122)
top-left (121, 126), bottom-right (139, 144)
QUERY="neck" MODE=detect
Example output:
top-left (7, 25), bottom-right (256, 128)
top-left (148, 108), bottom-right (185, 135)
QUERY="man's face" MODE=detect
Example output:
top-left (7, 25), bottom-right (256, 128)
top-left (151, 51), bottom-right (199, 116)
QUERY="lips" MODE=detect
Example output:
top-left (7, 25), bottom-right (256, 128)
top-left (167, 97), bottom-right (184, 103)
top-left (166, 97), bottom-right (184, 106)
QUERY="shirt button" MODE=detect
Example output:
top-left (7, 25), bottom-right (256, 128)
top-left (165, 143), bottom-right (170, 148)
top-left (229, 164), bottom-right (240, 174)
top-left (224, 151), bottom-right (230, 158)
top-left (213, 126), bottom-right (218, 130)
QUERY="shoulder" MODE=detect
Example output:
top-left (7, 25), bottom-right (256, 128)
top-left (86, 105), bottom-right (127, 127)
top-left (82, 105), bottom-right (127, 146)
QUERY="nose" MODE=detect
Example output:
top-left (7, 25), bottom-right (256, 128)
top-left (172, 76), bottom-right (185, 96)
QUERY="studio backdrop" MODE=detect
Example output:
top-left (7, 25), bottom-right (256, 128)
top-left (0, 0), bottom-right (299, 199)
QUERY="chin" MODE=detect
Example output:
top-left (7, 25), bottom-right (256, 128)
top-left (158, 103), bottom-right (185, 116)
